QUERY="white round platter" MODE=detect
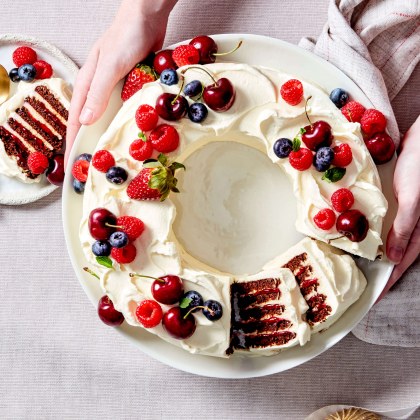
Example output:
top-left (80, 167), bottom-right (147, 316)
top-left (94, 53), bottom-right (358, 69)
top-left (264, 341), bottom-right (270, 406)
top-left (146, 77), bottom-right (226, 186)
top-left (0, 34), bottom-right (78, 205)
top-left (62, 34), bottom-right (396, 378)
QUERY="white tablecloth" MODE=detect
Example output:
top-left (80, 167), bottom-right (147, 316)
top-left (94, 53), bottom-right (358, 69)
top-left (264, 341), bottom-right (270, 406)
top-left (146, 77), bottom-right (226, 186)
top-left (0, 1), bottom-right (419, 419)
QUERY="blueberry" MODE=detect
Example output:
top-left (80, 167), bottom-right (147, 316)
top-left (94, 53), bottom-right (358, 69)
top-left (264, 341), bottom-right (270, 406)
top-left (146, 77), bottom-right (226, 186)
top-left (17, 64), bottom-right (36, 82)
top-left (314, 146), bottom-right (334, 172)
top-left (92, 240), bottom-right (111, 256)
top-left (202, 300), bottom-right (223, 321)
top-left (109, 231), bottom-right (128, 248)
top-left (160, 69), bottom-right (178, 86)
top-left (181, 290), bottom-right (204, 313)
top-left (184, 80), bottom-right (202, 97)
top-left (76, 153), bottom-right (92, 162)
top-left (9, 68), bottom-right (20, 82)
top-left (188, 103), bottom-right (208, 123)
top-left (329, 88), bottom-right (349, 109)
top-left (106, 166), bottom-right (128, 184)
top-left (273, 138), bottom-right (293, 158)
top-left (73, 178), bottom-right (85, 194)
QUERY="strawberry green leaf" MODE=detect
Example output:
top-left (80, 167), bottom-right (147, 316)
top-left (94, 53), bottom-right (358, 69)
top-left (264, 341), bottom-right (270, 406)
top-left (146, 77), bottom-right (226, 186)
top-left (179, 297), bottom-right (192, 309)
top-left (157, 153), bottom-right (168, 166)
top-left (143, 160), bottom-right (160, 169)
top-left (170, 162), bottom-right (186, 171)
top-left (322, 167), bottom-right (346, 183)
top-left (96, 256), bottom-right (113, 269)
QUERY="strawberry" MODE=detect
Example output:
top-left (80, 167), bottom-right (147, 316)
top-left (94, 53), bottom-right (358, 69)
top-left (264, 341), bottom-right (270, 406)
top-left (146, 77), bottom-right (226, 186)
top-left (92, 150), bottom-right (115, 172)
top-left (149, 124), bottom-right (179, 153)
top-left (33, 60), bottom-right (53, 79)
top-left (13, 46), bottom-right (37, 67)
top-left (72, 159), bottom-right (90, 182)
top-left (116, 216), bottom-right (145, 241)
top-left (135, 104), bottom-right (159, 131)
top-left (280, 79), bottom-right (303, 106)
top-left (27, 152), bottom-right (49, 174)
top-left (121, 64), bottom-right (157, 101)
top-left (127, 153), bottom-right (185, 201)
top-left (129, 134), bottom-right (154, 161)
top-left (172, 45), bottom-right (200, 67)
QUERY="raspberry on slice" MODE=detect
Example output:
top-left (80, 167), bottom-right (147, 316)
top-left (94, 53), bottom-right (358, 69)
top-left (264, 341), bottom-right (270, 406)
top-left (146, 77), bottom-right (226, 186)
top-left (331, 188), bottom-right (354, 212)
top-left (149, 124), bottom-right (180, 153)
top-left (135, 104), bottom-right (159, 132)
top-left (72, 159), bottom-right (90, 182)
top-left (92, 150), bottom-right (115, 173)
top-left (332, 143), bottom-right (353, 167)
top-left (136, 300), bottom-right (163, 328)
top-left (280, 79), bottom-right (303, 106)
top-left (111, 243), bottom-right (137, 264)
top-left (116, 216), bottom-right (145, 242)
top-left (12, 46), bottom-right (37, 67)
top-left (129, 137), bottom-right (153, 161)
top-left (341, 101), bottom-right (365, 123)
top-left (314, 208), bottom-right (336, 230)
top-left (33, 60), bottom-right (53, 79)
top-left (172, 45), bottom-right (200, 67)
top-left (27, 152), bottom-right (49, 174)
top-left (360, 109), bottom-right (387, 136)
top-left (289, 148), bottom-right (313, 171)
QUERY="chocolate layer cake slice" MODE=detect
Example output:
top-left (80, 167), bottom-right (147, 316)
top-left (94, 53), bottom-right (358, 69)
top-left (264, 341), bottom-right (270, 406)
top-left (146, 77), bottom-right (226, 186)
top-left (0, 78), bottom-right (71, 182)
top-left (227, 269), bottom-right (310, 355)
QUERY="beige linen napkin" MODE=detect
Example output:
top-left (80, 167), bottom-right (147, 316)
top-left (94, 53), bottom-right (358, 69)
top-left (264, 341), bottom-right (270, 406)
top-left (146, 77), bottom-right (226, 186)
top-left (299, 0), bottom-right (420, 347)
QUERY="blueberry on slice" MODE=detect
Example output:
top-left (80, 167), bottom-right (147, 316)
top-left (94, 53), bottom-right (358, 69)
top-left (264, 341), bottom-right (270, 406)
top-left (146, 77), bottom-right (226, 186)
top-left (181, 290), bottom-right (204, 313)
top-left (109, 231), bottom-right (129, 248)
top-left (18, 64), bottom-right (36, 82)
top-left (188, 103), bottom-right (208, 123)
top-left (273, 138), bottom-right (293, 158)
top-left (92, 240), bottom-right (112, 256)
top-left (160, 69), bottom-right (178, 86)
top-left (184, 80), bottom-right (202, 97)
top-left (106, 166), bottom-right (128, 184)
top-left (9, 68), bottom-right (20, 83)
top-left (76, 153), bottom-right (92, 162)
top-left (202, 300), bottom-right (223, 321)
top-left (314, 146), bottom-right (334, 172)
top-left (329, 88), bottom-right (349, 109)
top-left (73, 178), bottom-right (85, 194)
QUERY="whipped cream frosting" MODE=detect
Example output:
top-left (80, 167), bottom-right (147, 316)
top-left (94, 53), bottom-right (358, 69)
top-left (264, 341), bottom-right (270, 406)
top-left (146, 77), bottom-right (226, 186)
top-left (80, 63), bottom-right (380, 357)
top-left (0, 78), bottom-right (71, 183)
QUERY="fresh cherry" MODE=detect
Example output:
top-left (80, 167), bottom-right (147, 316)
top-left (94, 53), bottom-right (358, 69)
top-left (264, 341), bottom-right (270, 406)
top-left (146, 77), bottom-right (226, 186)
top-left (190, 35), bottom-right (218, 64)
top-left (336, 209), bottom-right (369, 242)
top-left (152, 275), bottom-right (184, 305)
top-left (88, 208), bottom-right (117, 240)
top-left (155, 93), bottom-right (188, 121)
top-left (97, 295), bottom-right (124, 326)
top-left (46, 153), bottom-right (65, 185)
top-left (163, 307), bottom-right (196, 339)
top-left (364, 132), bottom-right (395, 165)
top-left (153, 49), bottom-right (177, 74)
top-left (203, 78), bottom-right (235, 111)
top-left (302, 121), bottom-right (333, 151)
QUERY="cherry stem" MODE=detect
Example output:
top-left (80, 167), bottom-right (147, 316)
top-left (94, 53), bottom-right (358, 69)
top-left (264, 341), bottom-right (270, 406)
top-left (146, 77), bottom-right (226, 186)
top-left (105, 223), bottom-right (123, 229)
top-left (213, 40), bottom-right (243, 57)
top-left (183, 305), bottom-right (213, 319)
top-left (129, 273), bottom-right (165, 283)
top-left (328, 235), bottom-right (346, 243)
top-left (171, 75), bottom-right (186, 105)
top-left (83, 267), bottom-right (100, 280)
top-left (305, 95), bottom-right (313, 126)
top-left (181, 66), bottom-right (217, 84)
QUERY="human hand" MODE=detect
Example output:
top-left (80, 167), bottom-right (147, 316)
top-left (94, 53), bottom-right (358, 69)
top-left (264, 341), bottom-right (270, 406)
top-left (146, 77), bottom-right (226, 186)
top-left (379, 116), bottom-right (420, 300)
top-left (65, 0), bottom-right (177, 166)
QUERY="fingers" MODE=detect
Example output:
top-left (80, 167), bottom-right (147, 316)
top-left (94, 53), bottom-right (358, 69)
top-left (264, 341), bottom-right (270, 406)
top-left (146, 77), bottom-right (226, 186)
top-left (65, 48), bottom-right (99, 167)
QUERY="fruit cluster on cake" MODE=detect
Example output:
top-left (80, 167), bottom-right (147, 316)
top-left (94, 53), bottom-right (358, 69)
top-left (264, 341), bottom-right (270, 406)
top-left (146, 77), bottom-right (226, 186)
top-left (75, 36), bottom-right (393, 357)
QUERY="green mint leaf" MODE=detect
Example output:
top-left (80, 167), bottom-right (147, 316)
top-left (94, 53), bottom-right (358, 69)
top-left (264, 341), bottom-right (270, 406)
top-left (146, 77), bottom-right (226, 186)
top-left (179, 297), bottom-right (192, 309)
top-left (292, 137), bottom-right (301, 152)
top-left (138, 131), bottom-right (147, 141)
top-left (322, 167), bottom-right (346, 183)
top-left (96, 256), bottom-right (113, 269)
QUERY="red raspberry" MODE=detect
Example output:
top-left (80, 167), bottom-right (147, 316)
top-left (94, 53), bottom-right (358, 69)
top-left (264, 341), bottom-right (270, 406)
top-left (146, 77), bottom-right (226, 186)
top-left (92, 150), bottom-right (115, 172)
top-left (341, 101), bottom-right (365, 123)
top-left (149, 124), bottom-right (180, 153)
top-left (136, 300), bottom-right (163, 328)
top-left (71, 159), bottom-right (90, 182)
top-left (314, 208), bottom-right (336, 230)
top-left (129, 137), bottom-right (153, 161)
top-left (280, 79), bottom-right (303, 106)
top-left (288, 148), bottom-right (313, 171)
top-left (116, 216), bottom-right (145, 242)
top-left (332, 143), bottom-right (353, 167)
top-left (27, 152), bottom-right (49, 174)
top-left (111, 243), bottom-right (137, 264)
top-left (172, 45), bottom-right (200, 67)
top-left (331, 188), bottom-right (354, 212)
top-left (360, 109), bottom-right (387, 136)
top-left (12, 46), bottom-right (37, 67)
top-left (33, 60), bottom-right (53, 79)
top-left (135, 104), bottom-right (159, 131)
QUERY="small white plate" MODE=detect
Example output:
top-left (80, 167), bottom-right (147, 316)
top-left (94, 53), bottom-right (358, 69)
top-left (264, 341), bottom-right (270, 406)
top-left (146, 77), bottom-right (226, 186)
top-left (0, 34), bottom-right (78, 205)
top-left (63, 34), bottom-right (396, 378)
